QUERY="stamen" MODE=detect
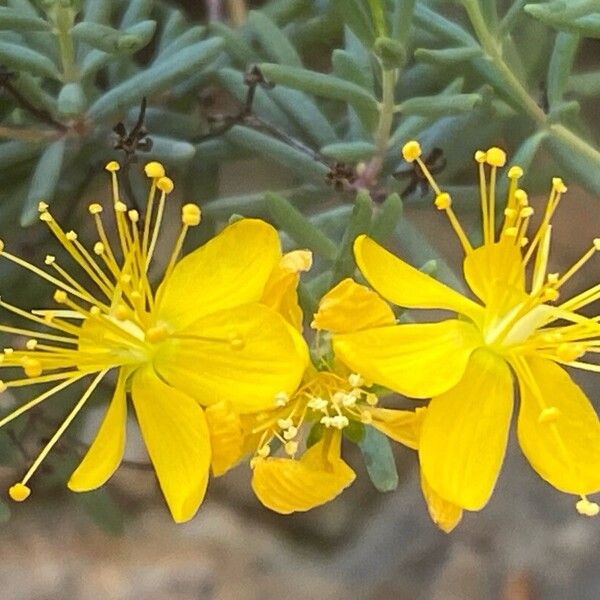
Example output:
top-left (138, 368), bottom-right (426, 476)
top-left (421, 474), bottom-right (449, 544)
top-left (145, 177), bottom-right (174, 271)
top-left (576, 496), bottom-right (599, 517)
top-left (16, 369), bottom-right (108, 489)
top-left (555, 240), bottom-right (600, 290)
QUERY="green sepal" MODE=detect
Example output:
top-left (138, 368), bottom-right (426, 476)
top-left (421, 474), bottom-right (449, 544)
top-left (343, 420), bottom-right (365, 444)
top-left (358, 426), bottom-right (399, 493)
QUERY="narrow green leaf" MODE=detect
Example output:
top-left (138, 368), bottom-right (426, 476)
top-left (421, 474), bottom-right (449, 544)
top-left (258, 63), bottom-right (379, 131)
top-left (248, 10), bottom-right (302, 67)
top-left (158, 8), bottom-right (188, 51)
top-left (0, 7), bottom-right (50, 31)
top-left (415, 46), bottom-right (482, 65)
top-left (155, 26), bottom-right (205, 64)
top-left (547, 32), bottom-right (580, 106)
top-left (392, 0), bottom-right (416, 42)
top-left (265, 191), bottom-right (338, 260)
top-left (224, 125), bottom-right (329, 183)
top-left (567, 70), bottom-right (600, 96)
top-left (331, 191), bottom-right (373, 284)
top-left (12, 71), bottom-right (57, 114)
top-left (210, 22), bottom-right (258, 65)
top-left (88, 38), bottom-right (223, 122)
top-left (525, 1), bottom-right (600, 37)
top-left (72, 21), bottom-right (156, 55)
top-left (269, 87), bottom-right (338, 146)
top-left (321, 141), bottom-right (376, 161)
top-left (330, 0), bottom-right (376, 47)
top-left (57, 82), bottom-right (86, 118)
top-left (22, 138), bottom-right (66, 226)
top-left (358, 426), bottom-right (399, 493)
top-left (120, 0), bottom-right (154, 28)
top-left (0, 40), bottom-right (59, 79)
top-left (144, 136), bottom-right (196, 163)
top-left (370, 193), bottom-right (403, 244)
top-left (0, 140), bottom-right (41, 170)
top-left (399, 93), bottom-right (482, 117)
top-left (332, 49), bottom-right (372, 89)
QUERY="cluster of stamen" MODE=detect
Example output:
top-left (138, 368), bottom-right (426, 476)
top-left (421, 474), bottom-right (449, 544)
top-left (250, 372), bottom-right (376, 465)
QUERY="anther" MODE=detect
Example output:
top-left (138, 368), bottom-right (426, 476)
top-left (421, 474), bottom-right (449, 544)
top-left (556, 343), bottom-right (585, 362)
top-left (348, 373), bottom-right (364, 388)
top-left (44, 255), bottom-right (55, 265)
top-left (508, 166), bottom-right (523, 179)
top-left (8, 482), bottom-right (30, 502)
top-left (3, 348), bottom-right (13, 355)
top-left (26, 339), bottom-right (38, 351)
top-left (434, 192), bottom-right (452, 210)
top-left (157, 177), bottom-right (174, 194)
top-left (277, 418), bottom-right (293, 430)
top-left (257, 445), bottom-right (271, 458)
top-left (520, 207), bottom-right (534, 218)
top-left (0, 381), bottom-right (7, 393)
top-left (90, 306), bottom-right (101, 316)
top-left (366, 393), bottom-right (378, 406)
top-left (474, 150), bottom-right (487, 163)
top-left (115, 304), bottom-right (129, 321)
top-left (593, 238), bottom-right (600, 251)
top-left (538, 406), bottom-right (561, 424)
top-left (576, 497), bottom-right (599, 517)
top-left (504, 208), bottom-right (517, 219)
top-left (144, 161), bottom-right (165, 178)
top-left (331, 415), bottom-right (349, 429)
top-left (552, 177), bottom-right (567, 193)
top-left (228, 332), bottom-right (245, 350)
top-left (39, 212), bottom-right (52, 223)
top-left (284, 441), bottom-right (298, 456)
top-left (485, 147), bottom-right (507, 167)
top-left (360, 411), bottom-right (373, 424)
top-left (514, 189), bottom-right (528, 206)
top-left (402, 140), bottom-right (421, 162)
top-left (308, 397), bottom-right (328, 411)
top-left (38, 201), bottom-right (48, 212)
top-left (114, 201), bottom-right (127, 213)
top-left (66, 231), bottom-right (78, 242)
top-left (105, 161), bottom-right (120, 172)
top-left (542, 287), bottom-right (559, 302)
top-left (88, 203), bottom-right (103, 215)
top-left (128, 210), bottom-right (139, 223)
top-left (182, 204), bottom-right (201, 226)
top-left (146, 325), bottom-right (169, 344)
top-left (547, 273), bottom-right (559, 285)
top-left (342, 394), bottom-right (356, 408)
top-left (0, 240), bottom-right (4, 253)
top-left (283, 426), bottom-right (298, 440)
top-left (22, 357), bottom-right (42, 378)
top-left (54, 290), bottom-right (68, 304)
top-left (274, 391), bottom-right (289, 407)
top-left (93, 242), bottom-right (104, 255)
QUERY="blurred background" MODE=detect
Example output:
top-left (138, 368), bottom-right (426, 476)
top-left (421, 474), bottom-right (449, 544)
top-left (0, 0), bottom-right (599, 598)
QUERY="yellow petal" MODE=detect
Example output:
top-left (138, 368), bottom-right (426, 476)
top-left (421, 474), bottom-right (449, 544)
top-left (370, 406), bottom-right (426, 449)
top-left (420, 349), bottom-right (513, 510)
top-left (157, 219), bottom-right (281, 330)
top-left (205, 401), bottom-right (245, 477)
top-left (155, 303), bottom-right (308, 413)
top-left (333, 320), bottom-right (482, 398)
top-left (354, 235), bottom-right (483, 322)
top-left (262, 249), bottom-right (312, 331)
top-left (515, 357), bottom-right (600, 495)
top-left (131, 367), bottom-right (211, 523)
top-left (68, 369), bottom-right (127, 492)
top-left (463, 241), bottom-right (526, 315)
top-left (420, 471), bottom-right (463, 533)
top-left (251, 431), bottom-right (355, 514)
top-left (311, 277), bottom-right (396, 333)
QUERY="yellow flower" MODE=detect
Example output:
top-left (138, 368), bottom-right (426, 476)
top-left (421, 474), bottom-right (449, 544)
top-left (332, 141), bottom-right (600, 519)
top-left (0, 161), bottom-right (307, 522)
top-left (208, 277), bottom-right (425, 514)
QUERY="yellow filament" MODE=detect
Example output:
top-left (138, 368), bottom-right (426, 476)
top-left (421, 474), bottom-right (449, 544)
top-left (142, 180), bottom-right (158, 257)
top-left (415, 156), bottom-right (442, 195)
top-left (19, 370), bottom-right (108, 486)
top-left (488, 166), bottom-right (497, 243)
top-left (92, 211), bottom-right (117, 265)
top-left (555, 244), bottom-right (598, 290)
top-left (0, 374), bottom-right (88, 429)
top-left (0, 298), bottom-right (81, 337)
top-left (145, 191), bottom-right (167, 271)
top-left (479, 161), bottom-right (489, 244)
